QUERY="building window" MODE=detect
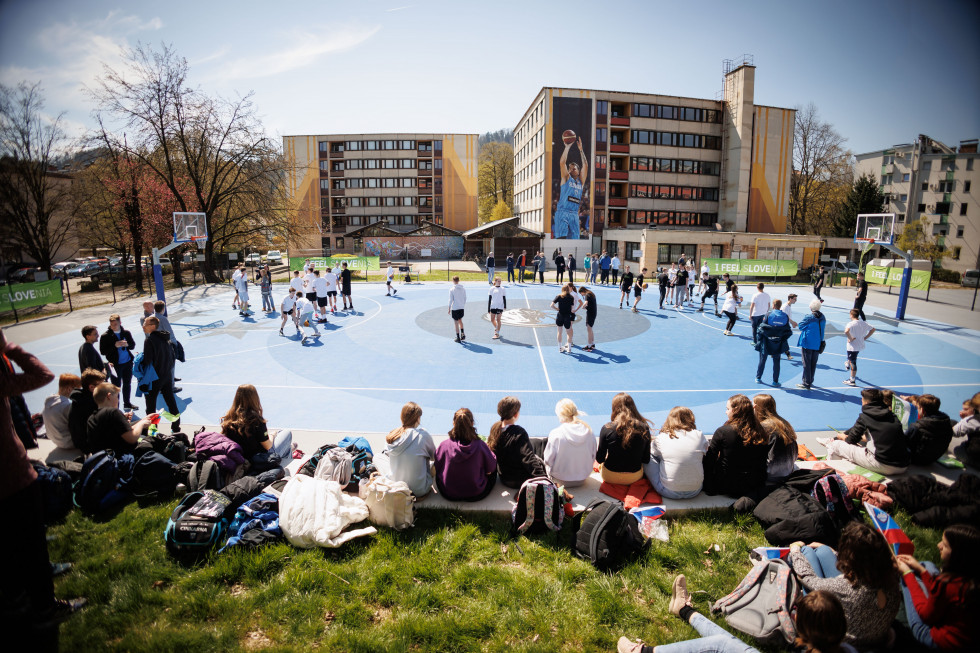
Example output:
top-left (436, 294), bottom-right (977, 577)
top-left (320, 179), bottom-right (330, 190)
top-left (965, 181), bottom-right (972, 192)
top-left (902, 173), bottom-right (910, 182)
top-left (918, 204), bottom-right (926, 212)
top-left (939, 180), bottom-right (954, 192)
top-left (596, 100), bottom-right (608, 116)
top-left (957, 225), bottom-right (965, 237)
top-left (921, 160), bottom-right (930, 170)
top-left (967, 158), bottom-right (974, 171)
top-left (961, 203), bottom-right (968, 216)
top-left (596, 128), bottom-right (607, 143)
top-left (951, 246), bottom-right (961, 260)
top-left (899, 194), bottom-right (907, 201)
top-left (319, 141), bottom-right (328, 152)
top-left (881, 174), bottom-right (893, 185)
top-left (594, 154), bottom-right (606, 170)
top-left (605, 241), bottom-right (618, 257)
top-left (921, 182), bottom-right (928, 190)
top-left (624, 241), bottom-right (641, 262)
top-left (936, 202), bottom-right (951, 214)
top-left (941, 159), bottom-right (956, 171)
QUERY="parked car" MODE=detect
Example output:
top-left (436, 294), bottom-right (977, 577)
top-left (67, 263), bottom-right (91, 278)
top-left (265, 250), bottom-right (283, 264)
top-left (245, 253), bottom-right (263, 264)
top-left (53, 262), bottom-right (79, 274)
top-left (9, 267), bottom-right (38, 282)
top-left (73, 262), bottom-right (102, 277)
top-left (963, 269), bottom-right (979, 288)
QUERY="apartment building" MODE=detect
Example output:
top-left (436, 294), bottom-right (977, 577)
top-left (512, 63), bottom-right (798, 269)
top-left (284, 133), bottom-right (478, 256)
top-left (855, 135), bottom-right (978, 275)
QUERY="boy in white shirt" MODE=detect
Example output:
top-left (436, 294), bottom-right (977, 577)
top-left (844, 308), bottom-right (875, 386)
top-left (323, 266), bottom-right (339, 313)
top-left (289, 270), bottom-right (305, 297)
top-left (385, 262), bottom-right (397, 296)
top-left (303, 268), bottom-right (317, 302)
top-left (782, 293), bottom-right (799, 360)
top-left (748, 282), bottom-right (771, 345)
top-left (294, 294), bottom-right (320, 344)
top-left (279, 287), bottom-right (300, 336)
top-left (313, 270), bottom-right (330, 322)
top-left (448, 276), bottom-right (467, 342)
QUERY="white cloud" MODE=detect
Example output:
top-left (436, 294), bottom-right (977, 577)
top-left (386, 5), bottom-right (414, 11)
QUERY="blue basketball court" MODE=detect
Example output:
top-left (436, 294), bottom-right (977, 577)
top-left (21, 278), bottom-right (980, 440)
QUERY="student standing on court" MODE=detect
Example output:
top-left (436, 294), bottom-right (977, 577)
top-left (303, 266), bottom-right (316, 302)
top-left (488, 277), bottom-right (506, 339)
top-left (843, 308), bottom-right (875, 386)
top-left (289, 269), bottom-right (305, 299)
top-left (698, 273), bottom-right (721, 316)
top-left (796, 299), bottom-right (826, 391)
top-left (853, 272), bottom-right (868, 320)
top-left (599, 251), bottom-right (611, 284)
top-left (755, 299), bottom-right (791, 386)
top-left (578, 285), bottom-right (597, 351)
top-left (313, 270), bottom-right (330, 322)
top-left (721, 283), bottom-right (741, 336)
top-left (485, 252), bottom-right (495, 285)
top-left (324, 266), bottom-right (339, 314)
top-left (258, 267), bottom-right (274, 312)
top-left (448, 275), bottom-right (467, 343)
top-left (610, 253), bottom-right (621, 285)
top-left (673, 264), bottom-right (688, 307)
top-left (555, 251), bottom-right (566, 285)
top-left (590, 254), bottom-right (599, 283)
top-left (582, 252), bottom-right (590, 283)
top-left (813, 265), bottom-right (826, 302)
top-left (536, 251), bottom-right (546, 284)
top-left (294, 293), bottom-right (319, 344)
top-left (551, 284), bottom-right (576, 353)
top-left (279, 287), bottom-right (299, 336)
top-left (140, 316), bottom-right (180, 430)
top-left (618, 266), bottom-right (634, 309)
top-left (505, 253), bottom-right (515, 283)
top-left (567, 253), bottom-right (576, 284)
top-left (78, 326), bottom-right (105, 375)
top-left (340, 262), bottom-right (353, 311)
top-left (632, 268), bottom-right (647, 313)
top-left (236, 265), bottom-right (252, 316)
top-left (517, 250), bottom-right (527, 283)
top-left (748, 282), bottom-right (771, 345)
top-left (385, 261), bottom-right (397, 296)
top-left (99, 315), bottom-right (136, 409)
top-left (657, 267), bottom-right (670, 309)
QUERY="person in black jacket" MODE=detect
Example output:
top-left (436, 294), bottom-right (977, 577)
top-left (698, 274), bottom-right (720, 316)
top-left (555, 253), bottom-right (566, 284)
top-left (702, 394), bottom-right (770, 497)
top-left (596, 392), bottom-right (652, 484)
top-left (903, 394), bottom-right (954, 466)
top-left (486, 396), bottom-right (546, 488)
top-left (141, 316), bottom-right (180, 431)
top-left (99, 314), bottom-right (137, 410)
top-left (822, 388), bottom-right (909, 475)
top-left (77, 325), bottom-right (104, 375)
top-left (67, 368), bottom-right (106, 453)
top-left (755, 300), bottom-right (792, 386)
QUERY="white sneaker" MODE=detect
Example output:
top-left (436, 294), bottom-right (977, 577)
top-left (816, 437), bottom-right (833, 448)
top-left (843, 378), bottom-right (856, 386)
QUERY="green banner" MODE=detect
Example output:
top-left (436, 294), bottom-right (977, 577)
top-left (865, 265), bottom-right (931, 291)
top-left (704, 259), bottom-right (799, 277)
top-left (0, 280), bottom-right (64, 312)
top-left (289, 256), bottom-right (380, 272)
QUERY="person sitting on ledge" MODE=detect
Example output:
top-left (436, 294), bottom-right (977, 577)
top-left (384, 401), bottom-right (436, 498)
top-left (543, 398), bottom-right (596, 488)
top-left (220, 384), bottom-right (293, 464)
top-left (902, 393), bottom-right (954, 467)
top-left (434, 408), bottom-right (497, 502)
top-left (596, 393), bottom-right (652, 485)
top-left (701, 393), bottom-right (769, 498)
top-left (86, 382), bottom-right (156, 456)
top-left (487, 396), bottom-right (547, 489)
top-left (821, 388), bottom-right (910, 476)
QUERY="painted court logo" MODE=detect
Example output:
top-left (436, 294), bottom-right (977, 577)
top-left (482, 308), bottom-right (580, 328)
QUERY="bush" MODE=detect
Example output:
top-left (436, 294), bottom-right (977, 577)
top-left (79, 279), bottom-right (100, 292)
top-left (932, 268), bottom-right (961, 283)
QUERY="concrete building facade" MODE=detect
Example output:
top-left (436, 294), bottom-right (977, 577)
top-left (511, 63), bottom-right (796, 269)
top-left (855, 135), bottom-right (978, 275)
top-left (284, 133), bottom-right (478, 257)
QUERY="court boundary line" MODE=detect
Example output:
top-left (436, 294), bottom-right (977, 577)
top-left (523, 288), bottom-right (553, 391)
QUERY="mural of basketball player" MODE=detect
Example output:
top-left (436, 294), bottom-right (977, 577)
top-left (553, 136), bottom-right (588, 239)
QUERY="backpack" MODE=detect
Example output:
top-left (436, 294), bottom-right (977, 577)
top-left (572, 499), bottom-right (648, 571)
top-left (73, 450), bottom-right (129, 515)
top-left (359, 473), bottom-right (416, 530)
top-left (30, 461), bottom-right (73, 525)
top-left (314, 448), bottom-right (353, 484)
top-left (711, 558), bottom-right (801, 646)
top-left (164, 490), bottom-right (231, 561)
top-left (511, 476), bottom-right (565, 537)
top-left (346, 446), bottom-right (377, 492)
top-left (188, 459), bottom-right (225, 492)
top-left (811, 473), bottom-right (859, 530)
top-left (131, 451), bottom-right (179, 500)
top-left (298, 443), bottom-right (339, 477)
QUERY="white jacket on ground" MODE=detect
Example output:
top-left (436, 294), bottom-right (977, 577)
top-left (543, 421), bottom-right (597, 485)
top-left (648, 429), bottom-right (707, 495)
top-left (279, 475), bottom-right (377, 548)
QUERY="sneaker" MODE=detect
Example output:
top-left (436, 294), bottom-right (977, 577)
top-left (173, 387), bottom-right (183, 393)
top-left (386, 293), bottom-right (390, 296)
top-left (301, 337), bottom-right (308, 345)
top-left (819, 299), bottom-right (825, 303)
top-left (460, 333), bottom-right (465, 341)
top-left (617, 637), bottom-right (643, 653)
top-left (32, 598), bottom-right (87, 629)
top-left (786, 354), bottom-right (793, 360)
top-left (393, 289), bottom-right (397, 295)
top-left (697, 308), bottom-right (704, 313)
top-left (715, 312), bottom-right (722, 317)
top-left (843, 378), bottom-right (856, 386)
top-left (796, 383), bottom-right (810, 390)
top-left (124, 403), bottom-right (137, 411)
top-left (668, 574), bottom-right (692, 617)
top-left (755, 378), bottom-right (762, 383)
top-left (279, 328), bottom-right (284, 336)
top-left (773, 381), bottom-right (781, 387)
top-left (632, 307), bottom-right (638, 313)
top-left (619, 303), bottom-right (622, 309)
top-left (816, 437), bottom-right (834, 448)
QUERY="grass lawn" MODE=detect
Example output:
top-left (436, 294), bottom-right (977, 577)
top-left (49, 501), bottom-right (943, 652)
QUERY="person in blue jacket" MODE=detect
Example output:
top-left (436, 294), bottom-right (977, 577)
top-left (796, 299), bottom-right (826, 391)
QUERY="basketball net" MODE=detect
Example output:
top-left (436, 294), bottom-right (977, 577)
top-left (191, 236), bottom-right (207, 251)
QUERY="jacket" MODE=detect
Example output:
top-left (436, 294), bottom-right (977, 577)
top-left (796, 311), bottom-right (826, 350)
top-left (647, 429), bottom-right (707, 495)
top-left (279, 475), bottom-right (376, 548)
top-left (702, 424), bottom-right (769, 497)
top-left (906, 411), bottom-right (954, 466)
top-left (78, 341), bottom-right (105, 374)
top-left (384, 427), bottom-right (436, 497)
top-left (193, 430), bottom-right (247, 473)
top-left (142, 330), bottom-right (175, 385)
top-left (543, 420), bottom-right (597, 484)
top-left (757, 321), bottom-right (792, 355)
top-left (0, 344), bottom-right (54, 499)
top-left (434, 437), bottom-right (496, 500)
top-left (491, 425), bottom-right (546, 488)
top-left (754, 485), bottom-right (839, 547)
top-left (597, 422), bottom-right (651, 474)
top-left (99, 328), bottom-right (136, 366)
top-left (844, 402), bottom-right (910, 468)
top-left (67, 387), bottom-right (99, 453)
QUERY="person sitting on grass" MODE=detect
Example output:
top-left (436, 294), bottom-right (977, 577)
top-left (67, 368), bottom-right (106, 453)
top-left (952, 392), bottom-right (980, 468)
top-left (643, 406), bottom-right (706, 500)
top-left (788, 521), bottom-right (902, 649)
top-left (753, 393), bottom-right (798, 486)
top-left (821, 388), bottom-right (910, 476)
top-left (543, 398), bottom-right (596, 487)
top-left (901, 394), bottom-right (955, 466)
top-left (219, 384), bottom-right (293, 465)
top-left (86, 382), bottom-right (157, 456)
top-left (384, 401), bottom-right (436, 498)
top-left (42, 373), bottom-right (80, 450)
top-left (487, 396), bottom-right (547, 488)
top-left (617, 585), bottom-right (857, 653)
top-left (434, 408), bottom-right (497, 502)
top-left (701, 393), bottom-right (769, 498)
top-left (896, 523), bottom-right (979, 650)
top-left (596, 392), bottom-right (652, 485)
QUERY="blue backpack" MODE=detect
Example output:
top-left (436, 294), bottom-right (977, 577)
top-left (131, 451), bottom-right (179, 500)
top-left (31, 461), bottom-right (73, 524)
top-left (165, 490), bottom-right (231, 561)
top-left (73, 450), bottom-right (134, 515)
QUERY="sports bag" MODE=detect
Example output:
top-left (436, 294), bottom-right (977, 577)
top-left (711, 558), bottom-right (800, 645)
top-left (511, 476), bottom-right (565, 536)
top-left (131, 451), bottom-right (179, 499)
top-left (73, 450), bottom-right (130, 515)
top-left (298, 443), bottom-right (339, 477)
top-left (810, 473), bottom-right (859, 530)
top-left (187, 459), bottom-right (225, 492)
top-left (358, 472), bottom-right (416, 530)
top-left (31, 461), bottom-right (73, 525)
top-left (314, 448), bottom-right (353, 485)
top-left (164, 490), bottom-right (231, 561)
top-left (572, 499), bottom-right (648, 571)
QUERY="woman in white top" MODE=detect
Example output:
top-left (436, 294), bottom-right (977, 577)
top-left (643, 406), bottom-right (707, 499)
top-left (543, 398), bottom-right (597, 487)
top-left (721, 283), bottom-right (742, 336)
top-left (488, 276), bottom-right (506, 339)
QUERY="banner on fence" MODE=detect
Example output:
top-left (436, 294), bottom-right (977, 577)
top-left (0, 280), bottom-right (64, 312)
top-left (288, 256), bottom-right (380, 272)
top-left (703, 259), bottom-right (799, 277)
top-left (865, 265), bottom-right (931, 291)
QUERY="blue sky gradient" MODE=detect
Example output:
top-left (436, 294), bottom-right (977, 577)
top-left (1, 0), bottom-right (977, 155)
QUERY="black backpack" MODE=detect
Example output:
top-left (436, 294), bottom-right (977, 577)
top-left (131, 451), bottom-right (179, 499)
top-left (73, 450), bottom-right (128, 515)
top-left (164, 490), bottom-right (231, 561)
top-left (188, 459), bottom-right (224, 492)
top-left (572, 499), bottom-right (648, 571)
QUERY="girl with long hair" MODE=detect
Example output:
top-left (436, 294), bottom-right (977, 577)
top-left (434, 408), bottom-right (497, 501)
top-left (487, 396), bottom-right (546, 488)
top-left (701, 394), bottom-right (769, 497)
top-left (543, 398), bottom-right (596, 487)
top-left (896, 524), bottom-right (979, 649)
top-left (753, 393), bottom-right (798, 485)
top-left (384, 401), bottom-right (436, 497)
top-left (644, 406), bottom-right (707, 499)
top-left (551, 284), bottom-right (578, 353)
top-left (596, 393), bottom-right (652, 484)
top-left (220, 384), bottom-right (292, 462)
top-left (721, 283), bottom-right (741, 335)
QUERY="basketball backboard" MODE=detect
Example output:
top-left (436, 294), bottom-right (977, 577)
top-left (174, 212), bottom-right (208, 244)
top-left (855, 213), bottom-right (896, 246)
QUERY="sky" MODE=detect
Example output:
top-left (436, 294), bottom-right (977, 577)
top-left (0, 0), bottom-right (978, 156)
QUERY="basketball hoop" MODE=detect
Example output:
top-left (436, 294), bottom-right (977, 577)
top-left (191, 236), bottom-right (207, 251)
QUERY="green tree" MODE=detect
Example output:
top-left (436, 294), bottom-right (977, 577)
top-left (478, 141), bottom-right (513, 223)
top-left (895, 217), bottom-right (947, 262)
top-left (832, 173), bottom-right (884, 237)
top-left (489, 200), bottom-right (512, 223)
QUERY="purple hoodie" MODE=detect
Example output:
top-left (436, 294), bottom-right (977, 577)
top-left (434, 437), bottom-right (496, 500)
top-left (194, 431), bottom-right (246, 473)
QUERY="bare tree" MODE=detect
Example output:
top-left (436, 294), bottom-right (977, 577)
top-left (790, 103), bottom-right (852, 236)
top-left (0, 82), bottom-right (76, 273)
top-left (88, 43), bottom-right (295, 283)
top-left (478, 141), bottom-right (514, 223)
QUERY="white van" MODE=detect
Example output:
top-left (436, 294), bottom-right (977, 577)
top-left (963, 269), bottom-right (979, 287)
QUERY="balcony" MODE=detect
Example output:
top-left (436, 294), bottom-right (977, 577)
top-left (331, 188), bottom-right (345, 196)
top-left (417, 150), bottom-right (432, 157)
top-left (418, 168), bottom-right (432, 176)
top-left (332, 218), bottom-right (345, 230)
top-left (610, 143), bottom-right (629, 153)
top-left (329, 168), bottom-right (344, 177)
top-left (609, 170), bottom-right (628, 181)
top-left (609, 197), bottom-right (628, 207)
top-left (610, 116), bottom-right (630, 127)
top-left (329, 150), bottom-right (344, 159)
top-left (594, 195), bottom-right (605, 206)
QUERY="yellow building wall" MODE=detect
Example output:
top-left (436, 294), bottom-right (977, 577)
top-left (441, 134), bottom-right (478, 232)
top-left (284, 135), bottom-right (324, 256)
top-left (747, 107), bottom-right (794, 234)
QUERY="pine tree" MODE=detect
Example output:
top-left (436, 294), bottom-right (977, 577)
top-left (832, 173), bottom-right (884, 237)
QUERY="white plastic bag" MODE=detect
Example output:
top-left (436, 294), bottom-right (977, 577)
top-left (358, 473), bottom-right (416, 530)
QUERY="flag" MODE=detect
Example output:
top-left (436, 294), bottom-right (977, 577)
top-left (864, 502), bottom-right (914, 556)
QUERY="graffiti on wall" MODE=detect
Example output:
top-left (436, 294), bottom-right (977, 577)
top-left (364, 236), bottom-right (463, 259)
